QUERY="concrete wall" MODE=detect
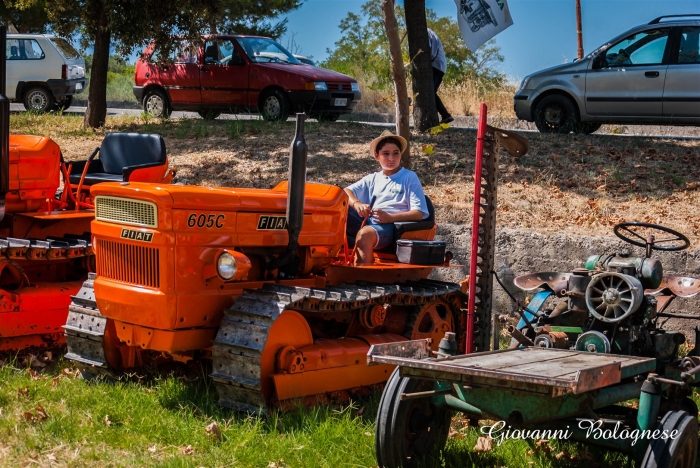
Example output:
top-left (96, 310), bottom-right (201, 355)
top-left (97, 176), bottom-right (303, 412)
top-left (431, 224), bottom-right (700, 343)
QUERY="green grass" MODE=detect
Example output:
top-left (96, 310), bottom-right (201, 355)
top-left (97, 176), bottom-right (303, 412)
top-left (1, 357), bottom-right (682, 467)
top-left (79, 72), bottom-right (137, 103)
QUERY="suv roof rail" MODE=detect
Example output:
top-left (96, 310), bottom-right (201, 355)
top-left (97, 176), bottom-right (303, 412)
top-left (649, 14), bottom-right (700, 24)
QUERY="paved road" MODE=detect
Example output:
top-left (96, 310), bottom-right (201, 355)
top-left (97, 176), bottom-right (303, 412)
top-left (9, 103), bottom-right (700, 140)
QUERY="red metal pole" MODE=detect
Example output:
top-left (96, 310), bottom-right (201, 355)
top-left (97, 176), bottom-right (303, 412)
top-left (466, 103), bottom-right (487, 354)
top-left (576, 0), bottom-right (584, 59)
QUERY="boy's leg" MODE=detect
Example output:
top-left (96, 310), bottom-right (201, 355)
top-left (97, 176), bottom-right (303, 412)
top-left (355, 226), bottom-right (378, 265)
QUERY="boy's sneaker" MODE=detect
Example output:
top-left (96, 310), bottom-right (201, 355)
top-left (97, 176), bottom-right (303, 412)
top-left (440, 115), bottom-right (454, 124)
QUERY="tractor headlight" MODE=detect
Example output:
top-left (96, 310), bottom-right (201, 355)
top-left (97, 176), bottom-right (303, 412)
top-left (217, 252), bottom-right (237, 280)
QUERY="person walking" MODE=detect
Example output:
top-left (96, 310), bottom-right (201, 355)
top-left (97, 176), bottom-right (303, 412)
top-left (427, 28), bottom-right (453, 124)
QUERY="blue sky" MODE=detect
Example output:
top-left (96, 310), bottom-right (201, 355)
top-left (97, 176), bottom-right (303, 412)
top-left (280, 0), bottom-right (700, 81)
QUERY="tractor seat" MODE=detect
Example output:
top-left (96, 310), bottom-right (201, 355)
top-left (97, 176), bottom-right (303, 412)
top-left (347, 196), bottom-right (436, 249)
top-left (68, 133), bottom-right (167, 186)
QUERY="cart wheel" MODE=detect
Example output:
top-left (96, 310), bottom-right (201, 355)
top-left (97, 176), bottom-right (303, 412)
top-left (640, 410), bottom-right (698, 468)
top-left (378, 373), bottom-right (453, 468)
top-left (376, 368), bottom-right (402, 467)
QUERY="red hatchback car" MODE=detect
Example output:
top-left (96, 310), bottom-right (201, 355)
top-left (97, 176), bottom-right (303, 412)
top-left (133, 35), bottom-right (361, 121)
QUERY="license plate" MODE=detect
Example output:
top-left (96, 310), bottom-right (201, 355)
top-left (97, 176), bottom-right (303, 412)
top-left (333, 98), bottom-right (347, 106)
top-left (76, 82), bottom-right (83, 90)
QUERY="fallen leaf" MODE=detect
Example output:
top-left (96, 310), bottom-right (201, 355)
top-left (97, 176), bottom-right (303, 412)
top-left (23, 411), bottom-right (36, 422)
top-left (356, 406), bottom-right (365, 416)
top-left (147, 444), bottom-right (157, 453)
top-left (687, 181), bottom-right (699, 190)
top-left (52, 377), bottom-right (60, 388)
top-left (28, 369), bottom-right (40, 380)
top-left (181, 445), bottom-right (194, 455)
top-left (62, 368), bottom-right (78, 378)
top-left (364, 431), bottom-right (372, 436)
top-left (35, 405), bottom-right (49, 421)
top-left (17, 387), bottom-right (30, 398)
top-left (268, 459), bottom-right (287, 468)
top-left (473, 436), bottom-right (493, 452)
top-left (40, 351), bottom-right (53, 363)
top-left (47, 453), bottom-right (57, 462)
top-left (24, 355), bottom-right (46, 369)
top-left (205, 421), bottom-right (221, 441)
top-left (104, 415), bottom-right (112, 427)
top-left (422, 144), bottom-right (435, 155)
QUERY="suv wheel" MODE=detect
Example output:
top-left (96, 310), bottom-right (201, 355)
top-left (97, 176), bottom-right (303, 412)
top-left (260, 89), bottom-right (290, 121)
top-left (143, 89), bottom-right (172, 118)
top-left (23, 87), bottom-right (55, 113)
top-left (534, 95), bottom-right (578, 134)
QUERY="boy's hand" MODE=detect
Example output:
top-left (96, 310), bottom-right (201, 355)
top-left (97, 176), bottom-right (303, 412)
top-left (355, 202), bottom-right (372, 218)
top-left (372, 209), bottom-right (394, 224)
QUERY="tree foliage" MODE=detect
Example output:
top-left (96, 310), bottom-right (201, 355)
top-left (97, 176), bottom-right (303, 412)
top-left (321, 1), bottom-right (505, 90)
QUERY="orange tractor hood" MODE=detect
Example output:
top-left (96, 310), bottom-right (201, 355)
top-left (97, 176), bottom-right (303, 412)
top-left (90, 181), bottom-right (345, 213)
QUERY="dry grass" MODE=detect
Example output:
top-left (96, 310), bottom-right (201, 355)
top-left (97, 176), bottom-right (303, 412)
top-left (10, 112), bottom-right (700, 244)
top-left (352, 70), bottom-right (516, 118)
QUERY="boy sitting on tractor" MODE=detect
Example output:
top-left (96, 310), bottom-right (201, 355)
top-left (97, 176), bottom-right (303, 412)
top-left (344, 131), bottom-right (429, 265)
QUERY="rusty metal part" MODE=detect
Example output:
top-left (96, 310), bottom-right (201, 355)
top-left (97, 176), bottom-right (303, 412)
top-left (534, 330), bottom-right (569, 349)
top-left (211, 279), bottom-right (464, 412)
top-left (400, 387), bottom-right (455, 401)
top-left (549, 301), bottom-right (569, 318)
top-left (407, 299), bottom-right (456, 345)
top-left (508, 325), bottom-right (534, 347)
top-left (469, 127), bottom-right (498, 353)
top-left (647, 276), bottom-right (700, 298)
top-left (514, 272), bottom-right (571, 294)
top-left (487, 125), bottom-right (529, 157)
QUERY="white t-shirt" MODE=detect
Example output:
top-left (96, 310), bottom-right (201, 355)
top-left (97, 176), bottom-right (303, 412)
top-left (427, 28), bottom-right (447, 73)
top-left (347, 168), bottom-right (429, 219)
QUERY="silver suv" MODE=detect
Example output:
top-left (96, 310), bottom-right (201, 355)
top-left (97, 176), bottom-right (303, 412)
top-left (5, 34), bottom-right (88, 112)
top-left (514, 15), bottom-right (700, 134)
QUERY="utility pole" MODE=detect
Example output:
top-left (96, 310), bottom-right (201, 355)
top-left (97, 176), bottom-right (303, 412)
top-left (576, 0), bottom-right (584, 59)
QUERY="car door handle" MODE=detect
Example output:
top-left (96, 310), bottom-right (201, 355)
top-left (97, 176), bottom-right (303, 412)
top-left (645, 71), bottom-right (660, 77)
top-left (199, 67), bottom-right (210, 72)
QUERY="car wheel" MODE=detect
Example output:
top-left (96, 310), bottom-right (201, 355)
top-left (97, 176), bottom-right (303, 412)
top-left (23, 87), bottom-right (55, 113)
top-left (198, 110), bottom-right (222, 120)
top-left (143, 89), bottom-right (172, 118)
top-left (575, 122), bottom-right (602, 135)
top-left (533, 95), bottom-right (578, 134)
top-left (260, 89), bottom-right (290, 121)
top-left (54, 96), bottom-right (73, 112)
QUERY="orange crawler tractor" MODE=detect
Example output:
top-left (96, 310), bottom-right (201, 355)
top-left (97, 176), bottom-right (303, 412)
top-left (64, 114), bottom-right (473, 412)
top-left (0, 26), bottom-right (173, 353)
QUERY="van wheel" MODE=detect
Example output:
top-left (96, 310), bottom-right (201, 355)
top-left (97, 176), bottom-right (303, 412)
top-left (54, 96), bottom-right (73, 112)
top-left (143, 89), bottom-right (172, 118)
top-left (23, 87), bottom-right (55, 113)
top-left (260, 89), bottom-right (290, 121)
top-left (534, 95), bottom-right (578, 134)
top-left (198, 110), bottom-right (221, 120)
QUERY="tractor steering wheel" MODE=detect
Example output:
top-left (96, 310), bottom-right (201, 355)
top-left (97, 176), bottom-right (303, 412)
top-left (613, 222), bottom-right (690, 256)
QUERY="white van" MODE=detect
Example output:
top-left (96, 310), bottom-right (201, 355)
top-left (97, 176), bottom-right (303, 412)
top-left (6, 34), bottom-right (88, 112)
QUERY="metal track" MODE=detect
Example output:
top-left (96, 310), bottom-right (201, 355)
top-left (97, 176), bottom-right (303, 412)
top-left (0, 235), bottom-right (92, 261)
top-left (211, 279), bottom-right (465, 413)
top-left (63, 273), bottom-right (113, 376)
top-left (471, 129), bottom-right (498, 352)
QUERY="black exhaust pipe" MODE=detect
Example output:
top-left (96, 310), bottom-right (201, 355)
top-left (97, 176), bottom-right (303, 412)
top-left (266, 113), bottom-right (307, 276)
top-left (286, 113), bottom-right (307, 252)
top-left (0, 25), bottom-right (9, 221)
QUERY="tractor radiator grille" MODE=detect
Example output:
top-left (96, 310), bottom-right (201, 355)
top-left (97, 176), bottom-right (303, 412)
top-left (96, 239), bottom-right (160, 288)
top-left (95, 196), bottom-right (157, 228)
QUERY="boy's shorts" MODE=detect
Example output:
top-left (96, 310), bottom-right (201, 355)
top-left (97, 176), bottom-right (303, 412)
top-left (347, 206), bottom-right (395, 249)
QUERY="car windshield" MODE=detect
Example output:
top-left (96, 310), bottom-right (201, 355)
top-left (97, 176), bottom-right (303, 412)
top-left (236, 37), bottom-right (301, 64)
top-left (50, 38), bottom-right (80, 59)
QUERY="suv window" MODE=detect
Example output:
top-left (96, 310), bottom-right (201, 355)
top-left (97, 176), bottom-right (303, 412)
top-left (6, 39), bottom-right (44, 60)
top-left (678, 26), bottom-right (700, 64)
top-left (605, 28), bottom-right (669, 66)
top-left (50, 38), bottom-right (80, 59)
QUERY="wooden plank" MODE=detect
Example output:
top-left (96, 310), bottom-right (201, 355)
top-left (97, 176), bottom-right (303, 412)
top-left (448, 348), bottom-right (569, 369)
top-left (502, 354), bottom-right (624, 379)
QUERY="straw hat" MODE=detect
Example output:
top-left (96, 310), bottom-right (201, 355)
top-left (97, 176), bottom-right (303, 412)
top-left (369, 130), bottom-right (408, 156)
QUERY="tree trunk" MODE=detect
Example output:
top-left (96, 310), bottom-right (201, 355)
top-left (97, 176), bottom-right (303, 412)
top-left (84, 7), bottom-right (110, 129)
top-left (404, 0), bottom-right (437, 132)
top-left (381, 0), bottom-right (411, 169)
